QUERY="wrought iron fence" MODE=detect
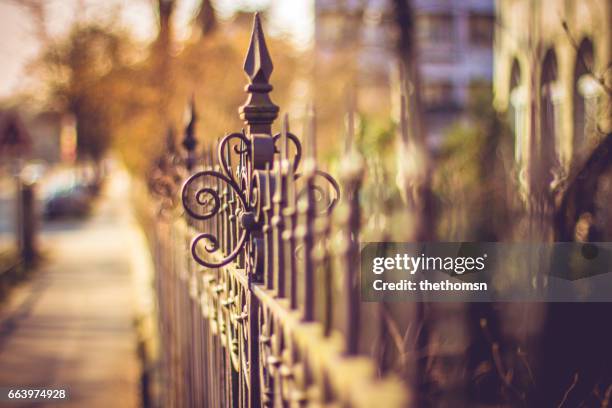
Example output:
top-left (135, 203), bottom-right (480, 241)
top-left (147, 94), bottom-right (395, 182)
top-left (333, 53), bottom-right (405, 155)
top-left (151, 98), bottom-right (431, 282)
top-left (148, 13), bottom-right (410, 408)
top-left (143, 11), bottom-right (612, 408)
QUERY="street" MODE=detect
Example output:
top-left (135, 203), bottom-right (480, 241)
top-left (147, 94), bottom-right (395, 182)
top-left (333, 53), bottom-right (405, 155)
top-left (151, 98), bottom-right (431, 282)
top-left (0, 171), bottom-right (141, 407)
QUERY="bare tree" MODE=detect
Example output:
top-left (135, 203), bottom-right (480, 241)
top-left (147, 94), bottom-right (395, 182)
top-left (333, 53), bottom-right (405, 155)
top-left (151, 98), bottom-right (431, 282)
top-left (390, 0), bottom-right (433, 242)
top-left (194, 0), bottom-right (216, 38)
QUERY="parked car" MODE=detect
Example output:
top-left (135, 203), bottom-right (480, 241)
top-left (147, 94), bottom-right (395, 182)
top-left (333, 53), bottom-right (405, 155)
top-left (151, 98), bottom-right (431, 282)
top-left (43, 184), bottom-right (93, 219)
top-left (41, 162), bottom-right (107, 220)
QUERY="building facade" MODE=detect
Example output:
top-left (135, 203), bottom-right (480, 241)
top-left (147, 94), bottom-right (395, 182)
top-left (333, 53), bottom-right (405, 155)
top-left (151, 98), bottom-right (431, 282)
top-left (494, 0), bottom-right (611, 194)
top-left (314, 0), bottom-right (495, 145)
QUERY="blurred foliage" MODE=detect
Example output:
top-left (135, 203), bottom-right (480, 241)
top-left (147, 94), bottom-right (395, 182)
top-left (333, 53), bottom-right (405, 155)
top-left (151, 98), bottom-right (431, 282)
top-left (173, 23), bottom-right (298, 154)
top-left (33, 23), bottom-right (143, 161)
top-left (357, 114), bottom-right (396, 157)
top-left (123, 18), bottom-right (297, 174)
top-left (352, 115), bottom-right (402, 239)
top-left (31, 11), bottom-right (298, 175)
top-left (28, 5), bottom-right (520, 244)
top-left (433, 85), bottom-right (518, 240)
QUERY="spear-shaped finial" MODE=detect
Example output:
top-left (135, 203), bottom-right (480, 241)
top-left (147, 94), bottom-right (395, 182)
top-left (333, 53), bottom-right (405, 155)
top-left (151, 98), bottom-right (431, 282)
top-left (183, 94), bottom-right (198, 171)
top-left (281, 113), bottom-right (289, 164)
top-left (243, 12), bottom-right (273, 84)
top-left (345, 90), bottom-right (356, 155)
top-left (340, 88), bottom-right (364, 185)
top-left (306, 104), bottom-right (317, 161)
top-left (239, 13), bottom-right (279, 135)
top-left (281, 114), bottom-right (296, 200)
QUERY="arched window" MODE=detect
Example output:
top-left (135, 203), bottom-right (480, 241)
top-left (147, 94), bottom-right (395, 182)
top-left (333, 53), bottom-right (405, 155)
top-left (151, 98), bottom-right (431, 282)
top-left (540, 49), bottom-right (559, 186)
top-left (508, 59), bottom-right (524, 162)
top-left (573, 39), bottom-right (598, 158)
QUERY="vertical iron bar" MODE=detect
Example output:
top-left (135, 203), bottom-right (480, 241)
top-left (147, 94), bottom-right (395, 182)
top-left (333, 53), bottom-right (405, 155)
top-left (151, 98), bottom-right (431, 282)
top-left (340, 106), bottom-right (364, 355)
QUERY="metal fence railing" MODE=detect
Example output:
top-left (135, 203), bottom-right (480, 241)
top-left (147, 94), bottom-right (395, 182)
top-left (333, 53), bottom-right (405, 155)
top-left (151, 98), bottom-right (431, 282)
top-left (144, 11), bottom-right (612, 408)
top-left (147, 13), bottom-right (410, 408)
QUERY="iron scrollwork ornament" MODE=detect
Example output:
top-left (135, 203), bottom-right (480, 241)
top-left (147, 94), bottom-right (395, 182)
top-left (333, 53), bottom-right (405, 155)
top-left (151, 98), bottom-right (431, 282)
top-left (149, 127), bottom-right (189, 216)
top-left (182, 132), bottom-right (254, 269)
top-left (182, 129), bottom-right (340, 272)
top-left (180, 12), bottom-right (340, 276)
top-left (150, 98), bottom-right (199, 216)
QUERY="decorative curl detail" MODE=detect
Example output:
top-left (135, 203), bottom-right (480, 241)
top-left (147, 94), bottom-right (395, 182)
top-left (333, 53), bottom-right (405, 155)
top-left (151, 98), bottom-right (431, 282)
top-left (183, 169), bottom-right (252, 268)
top-left (273, 132), bottom-right (302, 172)
top-left (314, 170), bottom-right (341, 212)
top-left (295, 170), bottom-right (341, 214)
top-left (219, 132), bottom-right (250, 185)
top-left (191, 231), bottom-right (248, 268)
top-left (182, 170), bottom-right (247, 220)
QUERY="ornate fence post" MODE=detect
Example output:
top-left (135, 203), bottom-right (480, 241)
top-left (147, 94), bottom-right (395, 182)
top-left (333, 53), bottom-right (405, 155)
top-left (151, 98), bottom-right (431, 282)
top-left (296, 114), bottom-right (317, 322)
top-left (180, 13), bottom-right (282, 407)
top-left (183, 96), bottom-right (198, 172)
top-left (240, 14), bottom-right (279, 138)
top-left (337, 107), bottom-right (364, 355)
top-left (271, 117), bottom-right (291, 298)
top-left (240, 13), bottom-right (279, 407)
top-left (16, 177), bottom-right (37, 265)
top-left (179, 12), bottom-right (346, 407)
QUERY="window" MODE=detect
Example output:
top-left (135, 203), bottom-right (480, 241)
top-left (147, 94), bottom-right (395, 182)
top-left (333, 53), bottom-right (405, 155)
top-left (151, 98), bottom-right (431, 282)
top-left (422, 81), bottom-right (454, 110)
top-left (508, 60), bottom-right (524, 163)
top-left (417, 14), bottom-right (453, 44)
top-left (573, 39), bottom-right (599, 158)
top-left (539, 49), bottom-right (559, 187)
top-left (469, 13), bottom-right (494, 47)
top-left (468, 79), bottom-right (492, 98)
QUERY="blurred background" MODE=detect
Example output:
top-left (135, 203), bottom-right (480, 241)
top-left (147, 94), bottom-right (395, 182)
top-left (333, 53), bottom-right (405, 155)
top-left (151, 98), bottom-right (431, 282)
top-left (1, 0), bottom-right (610, 244)
top-left (0, 0), bottom-right (610, 407)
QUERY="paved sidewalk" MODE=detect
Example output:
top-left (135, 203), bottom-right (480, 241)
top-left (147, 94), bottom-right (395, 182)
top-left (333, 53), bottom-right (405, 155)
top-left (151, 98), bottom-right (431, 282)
top-left (0, 172), bottom-right (141, 407)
